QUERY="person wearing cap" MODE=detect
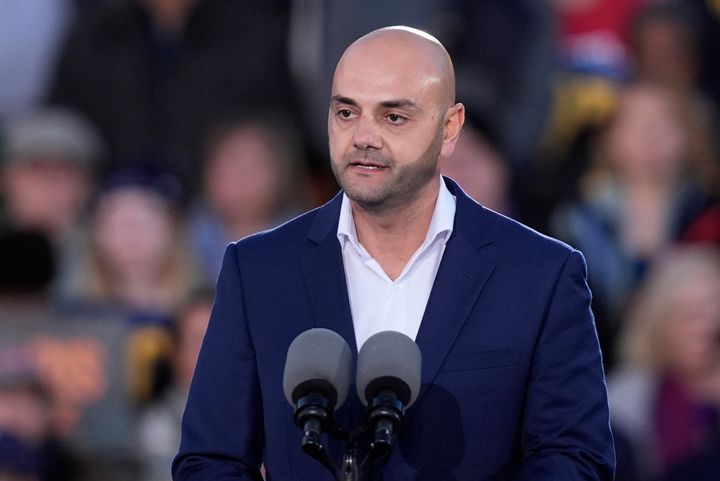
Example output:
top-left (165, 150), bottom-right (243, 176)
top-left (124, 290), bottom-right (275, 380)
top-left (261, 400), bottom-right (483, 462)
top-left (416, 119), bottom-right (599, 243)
top-left (1, 107), bottom-right (103, 238)
top-left (0, 107), bottom-right (104, 302)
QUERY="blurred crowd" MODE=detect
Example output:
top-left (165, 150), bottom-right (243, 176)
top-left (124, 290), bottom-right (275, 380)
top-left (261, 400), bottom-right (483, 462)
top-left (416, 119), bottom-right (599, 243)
top-left (1, 0), bottom-right (720, 480)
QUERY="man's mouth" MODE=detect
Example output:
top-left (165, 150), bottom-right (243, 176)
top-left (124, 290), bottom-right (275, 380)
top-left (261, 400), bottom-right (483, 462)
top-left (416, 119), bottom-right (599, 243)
top-left (353, 163), bottom-right (384, 170)
top-left (348, 160), bottom-right (388, 170)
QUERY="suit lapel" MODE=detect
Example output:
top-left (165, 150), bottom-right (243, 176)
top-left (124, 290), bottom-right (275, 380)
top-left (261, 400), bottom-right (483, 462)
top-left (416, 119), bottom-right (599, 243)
top-left (299, 193), bottom-right (358, 353)
top-left (413, 178), bottom-right (496, 406)
top-left (298, 180), bottom-right (497, 408)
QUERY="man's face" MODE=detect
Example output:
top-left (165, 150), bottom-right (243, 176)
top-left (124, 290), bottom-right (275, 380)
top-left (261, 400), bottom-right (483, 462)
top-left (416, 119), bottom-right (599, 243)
top-left (328, 42), bottom-right (448, 212)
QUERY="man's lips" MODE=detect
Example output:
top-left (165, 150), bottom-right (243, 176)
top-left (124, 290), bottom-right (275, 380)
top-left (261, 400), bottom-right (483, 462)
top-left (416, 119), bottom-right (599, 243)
top-left (350, 163), bottom-right (386, 170)
top-left (347, 158), bottom-right (389, 170)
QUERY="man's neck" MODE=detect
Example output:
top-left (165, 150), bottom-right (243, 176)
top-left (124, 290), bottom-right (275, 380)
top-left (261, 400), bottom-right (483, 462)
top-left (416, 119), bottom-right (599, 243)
top-left (350, 180), bottom-right (440, 280)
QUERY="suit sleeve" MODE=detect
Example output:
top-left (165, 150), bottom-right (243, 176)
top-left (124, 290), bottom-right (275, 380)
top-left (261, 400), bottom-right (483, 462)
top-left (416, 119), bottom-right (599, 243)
top-left (172, 245), bottom-right (264, 481)
top-left (514, 250), bottom-right (615, 481)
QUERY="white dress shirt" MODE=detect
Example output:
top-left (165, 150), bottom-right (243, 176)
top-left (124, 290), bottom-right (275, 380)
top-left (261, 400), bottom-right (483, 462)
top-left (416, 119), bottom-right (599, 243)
top-left (337, 179), bottom-right (456, 349)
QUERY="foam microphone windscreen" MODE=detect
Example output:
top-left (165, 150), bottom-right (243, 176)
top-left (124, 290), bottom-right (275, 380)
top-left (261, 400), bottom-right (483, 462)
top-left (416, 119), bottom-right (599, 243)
top-left (356, 330), bottom-right (422, 407)
top-left (282, 328), bottom-right (352, 409)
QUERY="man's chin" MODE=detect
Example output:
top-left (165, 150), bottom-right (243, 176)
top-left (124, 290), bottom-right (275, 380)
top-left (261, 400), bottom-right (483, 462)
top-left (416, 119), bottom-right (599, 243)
top-left (344, 188), bottom-right (387, 208)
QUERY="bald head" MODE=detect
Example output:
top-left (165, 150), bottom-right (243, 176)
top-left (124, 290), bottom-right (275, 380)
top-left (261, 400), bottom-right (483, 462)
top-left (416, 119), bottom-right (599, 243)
top-left (327, 26), bottom-right (465, 214)
top-left (333, 26), bottom-right (457, 109)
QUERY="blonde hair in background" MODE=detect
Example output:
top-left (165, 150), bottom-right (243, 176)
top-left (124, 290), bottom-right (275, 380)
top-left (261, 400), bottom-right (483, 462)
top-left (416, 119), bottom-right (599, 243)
top-left (84, 208), bottom-right (199, 313)
top-left (618, 244), bottom-right (720, 370)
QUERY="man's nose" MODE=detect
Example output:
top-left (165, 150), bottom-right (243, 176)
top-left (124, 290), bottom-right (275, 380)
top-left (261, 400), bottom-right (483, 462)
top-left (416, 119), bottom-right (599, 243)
top-left (352, 117), bottom-right (382, 151)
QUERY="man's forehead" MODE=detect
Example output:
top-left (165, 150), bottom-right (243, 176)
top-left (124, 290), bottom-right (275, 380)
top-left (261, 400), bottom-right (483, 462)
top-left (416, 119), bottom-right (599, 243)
top-left (337, 37), bottom-right (443, 78)
top-left (332, 54), bottom-right (441, 102)
top-left (332, 27), bottom-right (454, 106)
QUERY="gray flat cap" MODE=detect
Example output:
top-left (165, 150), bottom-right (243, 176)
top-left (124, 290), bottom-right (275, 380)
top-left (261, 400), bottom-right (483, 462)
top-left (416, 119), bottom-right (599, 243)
top-left (2, 107), bottom-right (104, 168)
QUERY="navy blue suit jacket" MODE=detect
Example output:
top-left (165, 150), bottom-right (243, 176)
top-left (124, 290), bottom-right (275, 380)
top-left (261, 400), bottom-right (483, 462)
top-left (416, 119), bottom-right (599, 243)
top-left (173, 178), bottom-right (614, 480)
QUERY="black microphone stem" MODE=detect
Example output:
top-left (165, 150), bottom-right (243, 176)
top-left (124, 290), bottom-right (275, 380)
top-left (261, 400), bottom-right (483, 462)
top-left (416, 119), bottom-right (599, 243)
top-left (340, 441), bottom-right (363, 481)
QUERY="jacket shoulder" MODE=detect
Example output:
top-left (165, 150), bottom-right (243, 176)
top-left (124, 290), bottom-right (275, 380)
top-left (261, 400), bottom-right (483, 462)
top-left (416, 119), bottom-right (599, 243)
top-left (474, 204), bottom-right (580, 266)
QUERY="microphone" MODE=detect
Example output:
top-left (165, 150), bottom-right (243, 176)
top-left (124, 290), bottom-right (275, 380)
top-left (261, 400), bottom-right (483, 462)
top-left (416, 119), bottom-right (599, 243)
top-left (283, 328), bottom-right (352, 475)
top-left (356, 331), bottom-right (421, 466)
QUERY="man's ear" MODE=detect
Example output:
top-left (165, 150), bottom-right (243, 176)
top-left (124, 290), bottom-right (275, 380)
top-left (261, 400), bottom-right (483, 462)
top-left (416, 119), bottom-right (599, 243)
top-left (440, 103), bottom-right (465, 158)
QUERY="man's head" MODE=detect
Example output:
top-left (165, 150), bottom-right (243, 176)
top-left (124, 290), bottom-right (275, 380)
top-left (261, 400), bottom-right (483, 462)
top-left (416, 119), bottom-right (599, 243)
top-left (328, 26), bottom-right (464, 213)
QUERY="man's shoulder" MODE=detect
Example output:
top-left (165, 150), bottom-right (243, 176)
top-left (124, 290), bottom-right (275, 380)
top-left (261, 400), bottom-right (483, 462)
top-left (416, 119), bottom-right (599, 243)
top-left (446, 176), bottom-right (576, 262)
top-left (462, 200), bottom-right (577, 262)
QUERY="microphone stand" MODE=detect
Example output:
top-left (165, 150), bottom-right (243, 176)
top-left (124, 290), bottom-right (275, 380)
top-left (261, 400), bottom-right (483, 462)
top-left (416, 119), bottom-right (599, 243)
top-left (294, 400), bottom-right (404, 481)
top-left (340, 443), bottom-right (362, 481)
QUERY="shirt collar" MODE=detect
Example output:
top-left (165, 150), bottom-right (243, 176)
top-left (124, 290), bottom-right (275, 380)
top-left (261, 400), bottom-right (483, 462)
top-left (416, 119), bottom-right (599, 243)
top-left (336, 177), bottom-right (456, 251)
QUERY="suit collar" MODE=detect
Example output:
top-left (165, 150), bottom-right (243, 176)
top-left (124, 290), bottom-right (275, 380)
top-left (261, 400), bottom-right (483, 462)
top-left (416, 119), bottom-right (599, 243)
top-left (305, 177), bottom-right (494, 248)
top-left (413, 177), bottom-right (496, 406)
top-left (306, 191), bottom-right (343, 244)
top-left (300, 203), bottom-right (357, 350)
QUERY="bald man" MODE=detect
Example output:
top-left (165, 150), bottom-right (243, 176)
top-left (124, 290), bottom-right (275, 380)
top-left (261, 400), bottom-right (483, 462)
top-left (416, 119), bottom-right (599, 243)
top-left (173, 27), bottom-right (614, 481)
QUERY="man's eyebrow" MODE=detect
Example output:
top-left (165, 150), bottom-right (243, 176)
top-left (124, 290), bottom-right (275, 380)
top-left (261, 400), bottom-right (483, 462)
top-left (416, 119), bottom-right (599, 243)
top-left (378, 99), bottom-right (420, 110)
top-left (330, 96), bottom-right (421, 111)
top-left (330, 95), bottom-right (358, 106)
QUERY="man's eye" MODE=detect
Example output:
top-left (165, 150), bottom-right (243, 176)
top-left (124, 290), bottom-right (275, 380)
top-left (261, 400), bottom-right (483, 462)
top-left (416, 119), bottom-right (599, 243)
top-left (338, 110), bottom-right (355, 119)
top-left (386, 113), bottom-right (407, 125)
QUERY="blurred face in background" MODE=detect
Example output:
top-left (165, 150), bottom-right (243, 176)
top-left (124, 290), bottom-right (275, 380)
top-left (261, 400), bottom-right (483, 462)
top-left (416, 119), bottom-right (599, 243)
top-left (204, 126), bottom-right (284, 227)
top-left (93, 187), bottom-right (175, 281)
top-left (662, 268), bottom-right (720, 376)
top-left (633, 17), bottom-right (698, 91)
top-left (1, 158), bottom-right (91, 238)
top-left (440, 126), bottom-right (509, 215)
top-left (0, 386), bottom-right (49, 444)
top-left (605, 86), bottom-right (687, 184)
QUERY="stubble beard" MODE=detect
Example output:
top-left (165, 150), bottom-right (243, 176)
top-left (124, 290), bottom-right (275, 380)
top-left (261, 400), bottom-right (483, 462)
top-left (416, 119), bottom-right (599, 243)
top-left (332, 126), bottom-right (444, 215)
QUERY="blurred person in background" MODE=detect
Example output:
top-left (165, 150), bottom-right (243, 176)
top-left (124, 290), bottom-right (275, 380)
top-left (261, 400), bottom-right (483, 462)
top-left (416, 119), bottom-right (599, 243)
top-left (629, 2), bottom-right (703, 97)
top-left (608, 246), bottom-right (720, 481)
top-left (0, 108), bottom-right (103, 302)
top-left (69, 168), bottom-right (197, 317)
top-left (0, 229), bottom-right (56, 312)
top-left (550, 82), bottom-right (715, 367)
top-left (519, 0), bottom-right (645, 231)
top-left (187, 114), bottom-right (307, 283)
top-left (0, 348), bottom-right (78, 481)
top-left (439, 117), bottom-right (515, 217)
top-left (48, 0), bottom-right (296, 191)
top-left (628, 1), bottom-right (720, 189)
top-left (0, 228), bottom-right (142, 481)
top-left (64, 168), bottom-right (200, 406)
top-left (137, 288), bottom-right (213, 481)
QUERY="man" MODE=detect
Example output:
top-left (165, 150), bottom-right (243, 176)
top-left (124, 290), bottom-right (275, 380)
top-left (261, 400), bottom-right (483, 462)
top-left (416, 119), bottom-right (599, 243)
top-left (173, 27), bottom-right (614, 480)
